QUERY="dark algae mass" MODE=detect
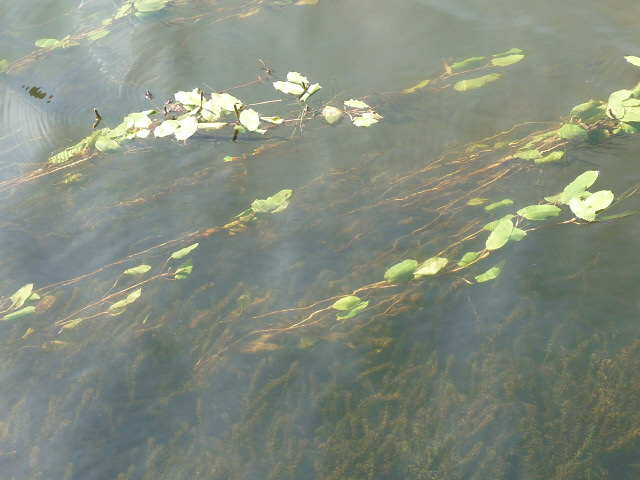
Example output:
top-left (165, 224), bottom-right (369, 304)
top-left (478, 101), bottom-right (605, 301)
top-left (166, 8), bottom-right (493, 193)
top-left (2, 1), bottom-right (640, 479)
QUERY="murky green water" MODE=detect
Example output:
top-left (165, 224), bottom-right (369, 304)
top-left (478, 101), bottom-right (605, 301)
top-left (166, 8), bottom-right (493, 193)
top-left (2, 1), bottom-right (640, 479)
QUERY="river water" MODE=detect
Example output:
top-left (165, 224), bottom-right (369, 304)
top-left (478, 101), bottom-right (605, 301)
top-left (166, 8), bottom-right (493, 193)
top-left (2, 1), bottom-right (640, 479)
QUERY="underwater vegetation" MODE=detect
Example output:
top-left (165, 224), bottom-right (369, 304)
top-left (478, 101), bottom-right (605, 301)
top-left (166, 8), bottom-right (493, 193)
top-left (2, 1), bottom-right (640, 479)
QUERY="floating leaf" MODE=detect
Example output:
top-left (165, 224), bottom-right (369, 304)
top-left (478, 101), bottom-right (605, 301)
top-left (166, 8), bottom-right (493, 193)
top-left (535, 151), bottom-right (564, 164)
top-left (486, 217), bottom-right (514, 251)
top-left (484, 199), bottom-right (513, 211)
top-left (60, 318), bottom-right (85, 331)
top-left (134, 0), bottom-right (168, 12)
top-left (556, 123), bottom-right (587, 140)
top-left (336, 301), bottom-right (369, 320)
top-left (10, 284), bottom-right (34, 309)
top-left (95, 136), bottom-right (124, 153)
top-left (484, 214), bottom-right (514, 231)
top-left (322, 106), bottom-right (343, 124)
top-left (451, 56), bottom-right (486, 72)
top-left (197, 122), bottom-right (227, 131)
top-left (414, 257), bottom-right (448, 277)
top-left (517, 204), bottom-right (561, 220)
top-left (453, 73), bottom-right (501, 91)
top-left (467, 198), bottom-right (487, 206)
top-left (624, 55), bottom-right (640, 67)
top-left (174, 259), bottom-right (193, 280)
top-left (607, 89), bottom-right (632, 119)
top-left (515, 149), bottom-right (542, 161)
top-left (344, 99), bottom-right (370, 109)
top-left (251, 189), bottom-right (292, 213)
top-left (171, 243), bottom-right (199, 259)
top-left (261, 116), bottom-right (284, 124)
top-left (384, 259), bottom-right (418, 283)
top-left (239, 108), bottom-right (261, 131)
top-left (569, 190), bottom-right (614, 221)
top-left (570, 100), bottom-right (606, 122)
top-left (108, 289), bottom-right (142, 315)
top-left (402, 78), bottom-right (430, 94)
top-left (299, 83), bottom-right (321, 102)
top-left (211, 93), bottom-right (241, 112)
top-left (87, 27), bottom-right (110, 41)
top-left (475, 260), bottom-right (506, 283)
top-left (174, 116), bottom-right (199, 140)
top-left (154, 119), bottom-right (179, 137)
top-left (0, 58), bottom-right (10, 73)
top-left (458, 251), bottom-right (481, 267)
top-left (353, 112), bottom-right (382, 127)
top-left (491, 48), bottom-right (524, 66)
top-left (287, 72), bottom-right (309, 85)
top-left (35, 38), bottom-right (63, 49)
top-left (510, 228), bottom-right (527, 241)
top-left (123, 265), bottom-right (152, 275)
top-left (273, 81), bottom-right (305, 96)
top-left (3, 306), bottom-right (36, 321)
top-left (559, 170), bottom-right (599, 204)
top-left (619, 121), bottom-right (640, 134)
top-left (332, 296), bottom-right (362, 311)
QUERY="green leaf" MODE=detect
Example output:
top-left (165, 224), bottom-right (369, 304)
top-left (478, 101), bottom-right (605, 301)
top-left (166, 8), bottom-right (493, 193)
top-left (332, 296), bottom-right (362, 311)
top-left (352, 112), bottom-right (381, 127)
top-left (336, 301), bottom-right (368, 320)
top-left (625, 55), bottom-right (640, 67)
top-left (556, 123), bottom-right (587, 140)
top-left (491, 48), bottom-right (524, 66)
top-left (517, 204), bottom-right (561, 220)
top-left (3, 306), bottom-right (36, 321)
top-left (35, 38), bottom-right (63, 49)
top-left (197, 122), bottom-right (227, 130)
top-left (344, 99), bottom-right (370, 109)
top-left (299, 83), bottom-right (321, 102)
top-left (453, 73), bottom-right (501, 91)
top-left (95, 136), bottom-right (124, 153)
top-left (484, 199), bottom-right (513, 211)
top-left (239, 108), bottom-right (261, 131)
top-left (174, 89), bottom-right (201, 106)
top-left (414, 257), bottom-right (448, 277)
top-left (559, 170), bottom-right (599, 204)
top-left (384, 259), bottom-right (418, 283)
top-left (534, 151), bottom-right (564, 164)
top-left (475, 260), bottom-right (506, 283)
top-left (10, 284), bottom-right (34, 309)
top-left (60, 318), bottom-right (85, 331)
top-left (515, 149), bottom-right (542, 160)
top-left (484, 214), bottom-right (514, 231)
top-left (451, 56), bottom-right (487, 72)
top-left (607, 89), bottom-right (632, 119)
top-left (251, 189), bottom-right (292, 213)
top-left (134, 0), bottom-right (168, 12)
top-left (619, 121), bottom-right (640, 134)
top-left (402, 78), bottom-right (430, 94)
top-left (0, 59), bottom-right (10, 73)
top-left (171, 243), bottom-right (199, 259)
top-left (211, 93), bottom-right (241, 112)
top-left (467, 197), bottom-right (487, 206)
top-left (174, 259), bottom-right (193, 280)
top-left (123, 265), bottom-right (152, 275)
top-left (570, 100), bottom-right (606, 122)
top-left (569, 190), bottom-right (614, 221)
top-left (174, 116), bottom-right (198, 141)
top-left (287, 72), bottom-right (309, 85)
top-left (260, 116), bottom-right (284, 125)
top-left (87, 27), bottom-right (110, 41)
top-left (108, 288), bottom-right (142, 315)
top-left (201, 99), bottom-right (222, 121)
top-left (458, 251), bottom-right (481, 267)
top-left (273, 81), bottom-right (305, 96)
top-left (510, 228), bottom-right (527, 241)
top-left (485, 217), bottom-right (514, 251)
top-left (154, 119), bottom-right (180, 137)
top-left (322, 106), bottom-right (343, 124)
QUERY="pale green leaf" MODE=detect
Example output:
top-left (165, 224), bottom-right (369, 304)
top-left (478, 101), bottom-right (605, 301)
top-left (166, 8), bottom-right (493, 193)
top-left (454, 73), bottom-right (501, 91)
top-left (134, 0), bottom-right (169, 12)
top-left (123, 265), bottom-right (152, 275)
top-left (10, 284), bottom-right (34, 309)
top-left (211, 93), bottom-right (241, 112)
top-left (197, 122), bottom-right (227, 130)
top-left (556, 124), bottom-right (587, 140)
top-left (569, 190), bottom-right (614, 221)
top-left (108, 288), bottom-right (142, 315)
top-left (251, 189), bottom-right (292, 213)
top-left (322, 106), bottom-right (343, 124)
top-left (517, 204), bottom-right (561, 220)
top-left (384, 259), bottom-right (418, 283)
top-left (260, 116), bottom-right (284, 124)
top-left (458, 251), bottom-right (481, 267)
top-left (624, 55), bottom-right (640, 67)
top-left (0, 59), bottom-right (9, 73)
top-left (299, 83), bottom-right (321, 102)
top-left (239, 109), bottom-right (261, 131)
top-left (467, 198), bottom-right (487, 206)
top-left (154, 119), bottom-right (179, 137)
top-left (3, 306), bottom-right (36, 321)
top-left (475, 260), bottom-right (506, 283)
top-left (175, 116), bottom-right (198, 140)
top-left (273, 81), bottom-right (305, 96)
top-left (353, 112), bottom-right (382, 127)
top-left (515, 149), bottom-right (542, 160)
top-left (510, 228), bottom-right (527, 241)
top-left (332, 296), bottom-right (362, 311)
top-left (451, 56), bottom-right (486, 72)
top-left (607, 89), bottom-right (632, 119)
top-left (174, 259), bottom-right (193, 280)
top-left (484, 214), bottom-right (514, 231)
top-left (414, 257), bottom-right (448, 277)
top-left (336, 301), bottom-right (369, 320)
top-left (486, 217), bottom-right (514, 251)
top-left (171, 243), bottom-right (199, 259)
top-left (484, 199), bottom-right (513, 211)
top-left (287, 72), bottom-right (309, 84)
top-left (491, 50), bottom-right (524, 66)
top-left (534, 151), bottom-right (564, 164)
top-left (344, 99), bottom-right (370, 109)
top-left (87, 27), bottom-right (110, 41)
top-left (60, 318), bottom-right (85, 331)
top-left (559, 170), bottom-right (599, 204)
top-left (35, 38), bottom-right (63, 49)
top-left (402, 78), bottom-right (430, 94)
top-left (95, 136), bottom-right (124, 154)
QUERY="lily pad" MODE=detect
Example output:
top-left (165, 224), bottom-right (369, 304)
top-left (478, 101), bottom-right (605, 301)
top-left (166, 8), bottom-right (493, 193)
top-left (453, 73), bottom-right (501, 91)
top-left (384, 259), bottom-right (418, 283)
